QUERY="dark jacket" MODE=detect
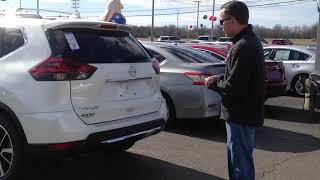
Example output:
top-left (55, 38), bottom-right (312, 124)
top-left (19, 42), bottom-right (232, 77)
top-left (208, 25), bottom-right (265, 127)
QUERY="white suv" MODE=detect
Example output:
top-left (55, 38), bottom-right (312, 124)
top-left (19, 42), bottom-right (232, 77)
top-left (0, 14), bottom-right (167, 179)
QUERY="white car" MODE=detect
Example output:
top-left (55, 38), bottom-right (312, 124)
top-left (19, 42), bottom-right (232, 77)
top-left (0, 13), bottom-right (167, 179)
top-left (263, 45), bottom-right (315, 96)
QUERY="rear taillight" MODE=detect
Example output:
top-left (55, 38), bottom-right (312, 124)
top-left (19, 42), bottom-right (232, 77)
top-left (184, 72), bottom-right (213, 85)
top-left (151, 57), bottom-right (160, 74)
top-left (29, 57), bottom-right (97, 81)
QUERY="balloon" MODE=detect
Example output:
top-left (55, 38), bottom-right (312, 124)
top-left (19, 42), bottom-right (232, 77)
top-left (209, 16), bottom-right (217, 21)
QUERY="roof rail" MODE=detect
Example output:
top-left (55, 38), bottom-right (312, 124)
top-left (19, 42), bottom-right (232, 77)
top-left (0, 8), bottom-right (73, 19)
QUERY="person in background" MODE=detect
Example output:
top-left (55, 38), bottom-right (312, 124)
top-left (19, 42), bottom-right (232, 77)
top-left (101, 0), bottom-right (126, 24)
top-left (205, 1), bottom-right (265, 180)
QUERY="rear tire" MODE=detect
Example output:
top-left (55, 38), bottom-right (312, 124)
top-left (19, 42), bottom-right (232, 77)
top-left (0, 115), bottom-right (24, 180)
top-left (291, 74), bottom-right (308, 97)
top-left (161, 92), bottom-right (176, 129)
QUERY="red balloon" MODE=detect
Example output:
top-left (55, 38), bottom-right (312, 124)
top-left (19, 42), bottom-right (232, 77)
top-left (209, 16), bottom-right (217, 21)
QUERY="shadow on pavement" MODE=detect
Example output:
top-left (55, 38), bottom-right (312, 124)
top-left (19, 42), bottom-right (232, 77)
top-left (26, 151), bottom-right (225, 180)
top-left (255, 126), bottom-right (320, 153)
top-left (264, 105), bottom-right (320, 124)
top-left (167, 119), bottom-right (320, 153)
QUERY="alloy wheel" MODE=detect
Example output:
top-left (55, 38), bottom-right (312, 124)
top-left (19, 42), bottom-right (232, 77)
top-left (295, 76), bottom-right (306, 96)
top-left (0, 125), bottom-right (13, 178)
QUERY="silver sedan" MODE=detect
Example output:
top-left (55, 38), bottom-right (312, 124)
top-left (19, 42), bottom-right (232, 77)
top-left (143, 43), bottom-right (225, 127)
top-left (263, 45), bottom-right (315, 96)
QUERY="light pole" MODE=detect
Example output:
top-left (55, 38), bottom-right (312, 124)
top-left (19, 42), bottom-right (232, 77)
top-left (211, 0), bottom-right (215, 37)
top-left (316, 0), bottom-right (320, 75)
top-left (37, 0), bottom-right (39, 15)
top-left (176, 10), bottom-right (179, 36)
top-left (151, 0), bottom-right (155, 42)
top-left (194, 0), bottom-right (201, 30)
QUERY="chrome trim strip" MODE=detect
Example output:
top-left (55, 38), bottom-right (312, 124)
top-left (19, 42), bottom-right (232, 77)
top-left (100, 127), bottom-right (162, 144)
top-left (105, 77), bottom-right (152, 82)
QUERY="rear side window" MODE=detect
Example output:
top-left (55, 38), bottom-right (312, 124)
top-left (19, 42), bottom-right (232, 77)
top-left (47, 28), bottom-right (150, 63)
top-left (1, 28), bottom-right (25, 57)
top-left (290, 50), bottom-right (310, 60)
top-left (163, 46), bottom-right (221, 63)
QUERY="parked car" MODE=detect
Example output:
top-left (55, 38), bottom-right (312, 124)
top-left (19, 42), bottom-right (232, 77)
top-left (197, 35), bottom-right (218, 41)
top-left (271, 38), bottom-right (293, 45)
top-left (143, 43), bottom-right (225, 126)
top-left (217, 36), bottom-right (232, 42)
top-left (306, 44), bottom-right (316, 51)
top-left (264, 45), bottom-right (315, 96)
top-left (189, 45), bottom-right (287, 99)
top-left (200, 41), bottom-right (233, 50)
top-left (0, 12), bottom-right (168, 179)
top-left (157, 36), bottom-right (186, 43)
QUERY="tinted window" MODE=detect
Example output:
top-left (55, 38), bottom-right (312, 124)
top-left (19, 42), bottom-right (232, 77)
top-left (169, 36), bottom-right (180, 40)
top-left (198, 49), bottom-right (225, 61)
top-left (161, 37), bottom-right (168, 40)
top-left (47, 28), bottom-right (150, 63)
top-left (198, 37), bottom-right (208, 40)
top-left (2, 28), bottom-right (24, 57)
top-left (147, 49), bottom-right (166, 63)
top-left (163, 46), bottom-right (221, 63)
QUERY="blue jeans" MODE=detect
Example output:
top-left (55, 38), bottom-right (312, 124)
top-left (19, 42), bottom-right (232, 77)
top-left (225, 121), bottom-right (256, 180)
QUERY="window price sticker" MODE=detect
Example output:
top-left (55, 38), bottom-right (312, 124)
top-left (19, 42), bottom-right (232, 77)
top-left (64, 32), bottom-right (80, 51)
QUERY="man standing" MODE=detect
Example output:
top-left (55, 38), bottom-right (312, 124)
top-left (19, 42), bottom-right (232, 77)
top-left (205, 1), bottom-right (264, 180)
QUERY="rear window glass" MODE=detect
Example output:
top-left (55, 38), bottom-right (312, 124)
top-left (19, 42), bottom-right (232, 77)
top-left (198, 37), bottom-right (208, 40)
top-left (2, 28), bottom-right (25, 57)
top-left (198, 49), bottom-right (225, 61)
top-left (163, 46), bottom-right (221, 63)
top-left (47, 28), bottom-right (150, 63)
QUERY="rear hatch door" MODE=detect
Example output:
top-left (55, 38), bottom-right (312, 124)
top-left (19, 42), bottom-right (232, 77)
top-left (46, 24), bottom-right (161, 124)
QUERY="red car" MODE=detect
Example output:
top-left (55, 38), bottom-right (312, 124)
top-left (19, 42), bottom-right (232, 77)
top-left (188, 45), bottom-right (287, 99)
top-left (271, 39), bottom-right (293, 45)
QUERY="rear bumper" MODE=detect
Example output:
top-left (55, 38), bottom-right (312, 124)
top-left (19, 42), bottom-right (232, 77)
top-left (18, 99), bottom-right (167, 144)
top-left (265, 82), bottom-right (287, 98)
top-left (27, 119), bottom-right (165, 157)
top-left (172, 86), bottom-right (221, 119)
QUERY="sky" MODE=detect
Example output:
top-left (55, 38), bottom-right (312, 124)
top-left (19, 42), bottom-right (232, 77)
top-left (0, 0), bottom-right (318, 28)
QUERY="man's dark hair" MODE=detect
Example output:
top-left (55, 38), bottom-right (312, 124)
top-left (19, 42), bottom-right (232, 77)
top-left (221, 0), bottom-right (249, 25)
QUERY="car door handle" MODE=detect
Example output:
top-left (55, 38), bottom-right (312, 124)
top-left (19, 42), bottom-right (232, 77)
top-left (291, 64), bottom-right (300, 68)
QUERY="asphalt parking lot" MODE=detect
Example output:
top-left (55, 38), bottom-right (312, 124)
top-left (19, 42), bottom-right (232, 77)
top-left (26, 96), bottom-right (320, 180)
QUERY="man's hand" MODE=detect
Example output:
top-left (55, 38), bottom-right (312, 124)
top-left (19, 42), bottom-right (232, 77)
top-left (205, 75), bottom-right (220, 87)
